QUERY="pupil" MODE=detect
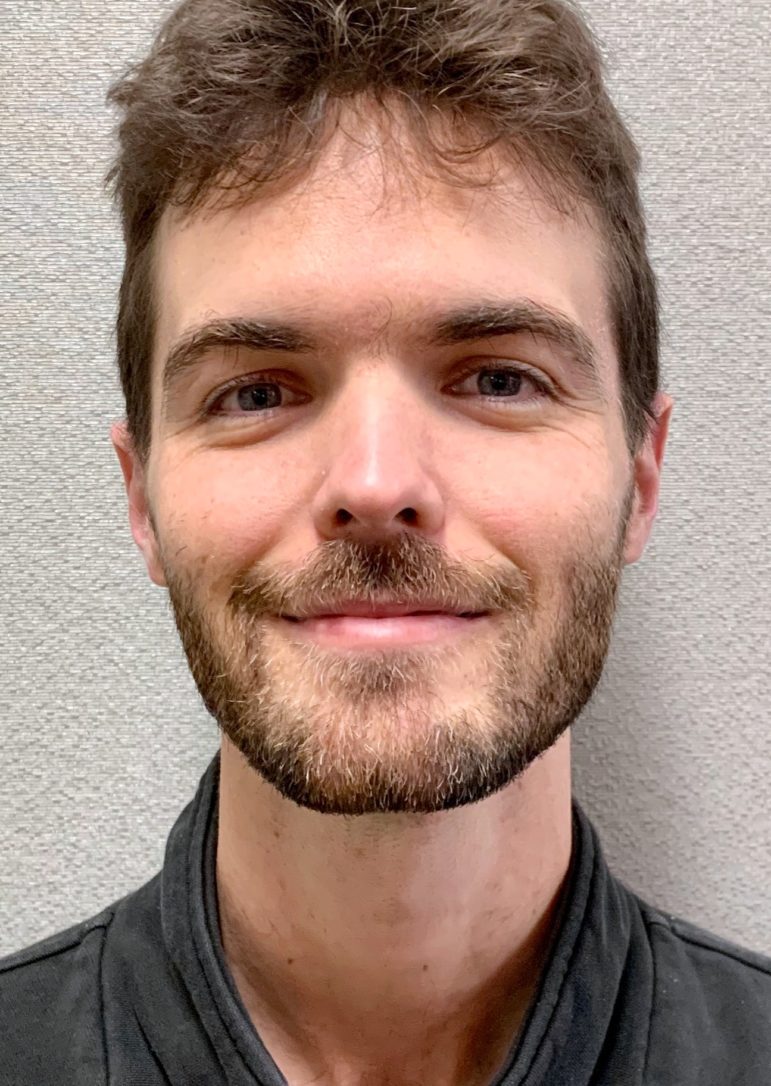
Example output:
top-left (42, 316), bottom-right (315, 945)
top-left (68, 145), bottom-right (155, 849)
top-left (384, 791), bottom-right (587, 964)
top-left (238, 384), bottom-right (280, 410)
top-left (480, 370), bottom-right (521, 395)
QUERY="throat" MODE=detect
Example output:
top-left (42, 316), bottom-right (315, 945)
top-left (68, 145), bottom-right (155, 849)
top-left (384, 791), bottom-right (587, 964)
top-left (222, 934), bottom-right (538, 1086)
top-left (214, 732), bottom-right (574, 1086)
top-left (217, 870), bottom-right (562, 1086)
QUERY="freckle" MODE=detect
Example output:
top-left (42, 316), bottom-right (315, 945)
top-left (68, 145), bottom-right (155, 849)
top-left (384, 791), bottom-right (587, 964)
top-left (287, 957), bottom-right (294, 965)
top-left (422, 963), bottom-right (428, 972)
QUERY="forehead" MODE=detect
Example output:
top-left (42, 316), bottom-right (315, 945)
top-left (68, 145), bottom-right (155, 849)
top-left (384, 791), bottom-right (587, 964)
top-left (152, 120), bottom-right (617, 387)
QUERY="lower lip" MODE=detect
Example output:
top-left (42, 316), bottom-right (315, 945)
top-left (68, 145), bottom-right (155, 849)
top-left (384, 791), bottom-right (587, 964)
top-left (280, 613), bottom-right (489, 648)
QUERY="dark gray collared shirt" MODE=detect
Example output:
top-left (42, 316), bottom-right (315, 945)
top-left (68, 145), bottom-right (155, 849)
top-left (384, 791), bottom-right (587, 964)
top-left (2, 752), bottom-right (770, 1084)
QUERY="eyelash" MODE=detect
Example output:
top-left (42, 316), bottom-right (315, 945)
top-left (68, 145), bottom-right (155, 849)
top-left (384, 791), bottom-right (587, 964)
top-left (204, 361), bottom-right (556, 418)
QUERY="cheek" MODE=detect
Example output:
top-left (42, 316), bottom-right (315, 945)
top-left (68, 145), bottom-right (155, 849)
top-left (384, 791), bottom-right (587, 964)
top-left (461, 432), bottom-right (618, 565)
top-left (152, 450), bottom-right (305, 576)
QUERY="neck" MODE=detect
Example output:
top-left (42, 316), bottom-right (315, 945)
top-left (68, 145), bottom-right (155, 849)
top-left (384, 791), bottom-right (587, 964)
top-left (216, 733), bottom-right (573, 1086)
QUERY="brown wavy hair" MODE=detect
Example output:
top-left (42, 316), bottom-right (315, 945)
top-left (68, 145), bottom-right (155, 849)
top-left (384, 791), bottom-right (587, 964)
top-left (106, 0), bottom-right (660, 468)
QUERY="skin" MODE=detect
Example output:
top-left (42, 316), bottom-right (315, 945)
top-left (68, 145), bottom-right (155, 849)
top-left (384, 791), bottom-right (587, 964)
top-left (112, 108), bottom-right (673, 1086)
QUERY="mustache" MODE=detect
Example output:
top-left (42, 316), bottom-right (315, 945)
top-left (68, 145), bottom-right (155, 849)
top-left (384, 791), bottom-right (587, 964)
top-left (228, 531), bottom-right (532, 619)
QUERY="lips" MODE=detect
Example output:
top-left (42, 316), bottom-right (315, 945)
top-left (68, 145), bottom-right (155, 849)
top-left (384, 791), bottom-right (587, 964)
top-left (278, 609), bottom-right (490, 649)
top-left (283, 603), bottom-right (485, 621)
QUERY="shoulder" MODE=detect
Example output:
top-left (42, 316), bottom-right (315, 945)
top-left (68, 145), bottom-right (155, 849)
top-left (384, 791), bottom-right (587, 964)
top-left (641, 899), bottom-right (771, 1000)
top-left (0, 907), bottom-right (115, 1086)
top-left (635, 896), bottom-right (771, 1085)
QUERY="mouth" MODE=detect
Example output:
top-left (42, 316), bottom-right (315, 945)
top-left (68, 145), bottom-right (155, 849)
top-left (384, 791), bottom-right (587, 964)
top-left (282, 600), bottom-right (488, 620)
top-left (278, 610), bottom-right (490, 649)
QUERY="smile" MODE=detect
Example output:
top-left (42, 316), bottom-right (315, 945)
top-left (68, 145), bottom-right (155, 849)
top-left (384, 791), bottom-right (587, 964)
top-left (279, 612), bottom-right (490, 648)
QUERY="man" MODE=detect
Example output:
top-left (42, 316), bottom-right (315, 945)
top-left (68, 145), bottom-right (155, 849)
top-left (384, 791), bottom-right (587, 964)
top-left (1, 0), bottom-right (769, 1082)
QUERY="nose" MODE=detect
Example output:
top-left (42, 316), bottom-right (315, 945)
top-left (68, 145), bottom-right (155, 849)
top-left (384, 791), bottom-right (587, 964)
top-left (309, 370), bottom-right (446, 543)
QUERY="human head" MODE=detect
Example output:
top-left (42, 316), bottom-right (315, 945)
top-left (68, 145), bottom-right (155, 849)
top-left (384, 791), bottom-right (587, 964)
top-left (109, 0), bottom-right (672, 814)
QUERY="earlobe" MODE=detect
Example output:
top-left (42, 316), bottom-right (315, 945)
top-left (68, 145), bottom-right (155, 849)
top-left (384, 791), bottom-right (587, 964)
top-left (110, 420), bottom-right (167, 587)
top-left (622, 392), bottom-right (674, 566)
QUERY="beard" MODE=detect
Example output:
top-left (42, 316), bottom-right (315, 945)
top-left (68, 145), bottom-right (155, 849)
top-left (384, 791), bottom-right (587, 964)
top-left (156, 483), bottom-right (634, 815)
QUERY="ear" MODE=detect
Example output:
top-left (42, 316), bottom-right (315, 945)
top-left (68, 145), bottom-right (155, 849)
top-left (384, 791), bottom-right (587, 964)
top-left (623, 391), bottom-right (674, 566)
top-left (111, 420), bottom-right (167, 587)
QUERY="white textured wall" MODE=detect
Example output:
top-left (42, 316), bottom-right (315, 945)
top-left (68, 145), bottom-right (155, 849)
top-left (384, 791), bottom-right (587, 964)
top-left (1, 0), bottom-right (769, 957)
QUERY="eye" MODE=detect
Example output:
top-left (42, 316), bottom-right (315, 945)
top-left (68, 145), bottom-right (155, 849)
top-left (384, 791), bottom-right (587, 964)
top-left (204, 361), bottom-right (555, 420)
top-left (205, 375), bottom-right (305, 417)
top-left (449, 362), bottom-right (555, 405)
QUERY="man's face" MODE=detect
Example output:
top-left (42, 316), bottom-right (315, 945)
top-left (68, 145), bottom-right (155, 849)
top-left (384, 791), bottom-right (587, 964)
top-left (113, 116), bottom-right (671, 814)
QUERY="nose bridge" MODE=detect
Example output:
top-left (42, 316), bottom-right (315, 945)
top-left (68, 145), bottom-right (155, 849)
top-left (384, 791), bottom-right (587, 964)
top-left (310, 358), bottom-right (445, 535)
top-left (345, 356), bottom-right (418, 449)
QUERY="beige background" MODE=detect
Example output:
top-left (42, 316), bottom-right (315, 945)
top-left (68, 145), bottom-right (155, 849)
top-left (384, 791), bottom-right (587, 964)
top-left (1, 0), bottom-right (769, 956)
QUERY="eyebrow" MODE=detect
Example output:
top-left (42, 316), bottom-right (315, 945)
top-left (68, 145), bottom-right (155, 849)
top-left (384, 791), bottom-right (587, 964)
top-left (433, 302), bottom-right (602, 391)
top-left (162, 318), bottom-right (315, 403)
top-left (161, 299), bottom-right (604, 408)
